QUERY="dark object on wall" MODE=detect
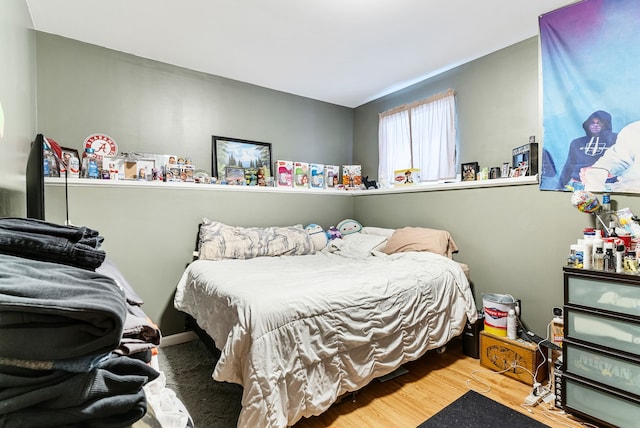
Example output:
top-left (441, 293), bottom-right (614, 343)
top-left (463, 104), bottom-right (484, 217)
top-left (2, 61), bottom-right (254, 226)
top-left (212, 136), bottom-right (272, 182)
top-left (462, 312), bottom-right (483, 359)
top-left (26, 134), bottom-right (45, 220)
top-left (512, 142), bottom-right (538, 176)
top-left (461, 162), bottom-right (479, 181)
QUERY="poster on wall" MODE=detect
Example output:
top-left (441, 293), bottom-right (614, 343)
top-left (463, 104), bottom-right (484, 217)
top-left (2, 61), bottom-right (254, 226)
top-left (539, 0), bottom-right (640, 193)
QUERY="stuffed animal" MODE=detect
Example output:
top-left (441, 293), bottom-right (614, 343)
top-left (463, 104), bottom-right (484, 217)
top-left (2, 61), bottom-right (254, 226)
top-left (336, 218), bottom-right (363, 236)
top-left (325, 226), bottom-right (342, 241)
top-left (305, 224), bottom-right (328, 251)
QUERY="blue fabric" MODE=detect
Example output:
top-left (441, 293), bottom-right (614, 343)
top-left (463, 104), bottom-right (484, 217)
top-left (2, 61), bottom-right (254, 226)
top-left (0, 254), bottom-right (126, 362)
top-left (0, 217), bottom-right (105, 270)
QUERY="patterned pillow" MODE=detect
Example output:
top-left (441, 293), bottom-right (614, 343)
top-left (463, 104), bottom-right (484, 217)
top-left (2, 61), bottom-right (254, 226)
top-left (198, 219), bottom-right (315, 260)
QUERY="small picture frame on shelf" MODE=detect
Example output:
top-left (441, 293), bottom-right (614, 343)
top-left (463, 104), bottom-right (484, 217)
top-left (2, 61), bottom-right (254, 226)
top-left (501, 162), bottom-right (510, 178)
top-left (461, 162), bottom-right (479, 181)
top-left (224, 166), bottom-right (245, 185)
top-left (59, 147), bottom-right (80, 175)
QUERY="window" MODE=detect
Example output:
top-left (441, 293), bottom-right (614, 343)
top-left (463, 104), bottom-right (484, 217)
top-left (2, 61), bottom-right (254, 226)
top-left (378, 89), bottom-right (457, 187)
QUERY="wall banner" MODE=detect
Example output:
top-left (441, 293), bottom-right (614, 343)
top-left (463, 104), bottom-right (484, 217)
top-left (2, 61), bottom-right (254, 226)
top-left (539, 0), bottom-right (640, 193)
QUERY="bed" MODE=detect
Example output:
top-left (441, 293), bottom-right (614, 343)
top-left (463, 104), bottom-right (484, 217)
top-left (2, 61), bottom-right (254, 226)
top-left (174, 220), bottom-right (478, 427)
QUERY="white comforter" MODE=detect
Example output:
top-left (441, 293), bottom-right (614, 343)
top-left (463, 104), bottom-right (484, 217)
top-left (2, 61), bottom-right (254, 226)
top-left (174, 246), bottom-right (477, 428)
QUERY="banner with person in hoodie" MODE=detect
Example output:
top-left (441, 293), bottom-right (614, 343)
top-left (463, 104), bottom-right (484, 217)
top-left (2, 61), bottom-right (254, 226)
top-left (539, 0), bottom-right (640, 192)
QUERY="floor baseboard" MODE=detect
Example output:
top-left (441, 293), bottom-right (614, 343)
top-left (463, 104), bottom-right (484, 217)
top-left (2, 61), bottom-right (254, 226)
top-left (160, 331), bottom-right (198, 348)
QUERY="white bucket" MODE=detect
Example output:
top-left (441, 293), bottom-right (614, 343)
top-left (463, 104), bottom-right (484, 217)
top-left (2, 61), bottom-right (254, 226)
top-left (482, 293), bottom-right (517, 337)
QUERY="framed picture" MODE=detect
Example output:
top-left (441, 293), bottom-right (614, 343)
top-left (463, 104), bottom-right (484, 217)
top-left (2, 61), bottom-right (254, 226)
top-left (461, 162), bottom-right (479, 181)
top-left (501, 162), bottom-right (510, 178)
top-left (58, 147), bottom-right (81, 176)
top-left (224, 166), bottom-right (245, 185)
top-left (212, 136), bottom-right (272, 182)
top-left (60, 147), bottom-right (79, 166)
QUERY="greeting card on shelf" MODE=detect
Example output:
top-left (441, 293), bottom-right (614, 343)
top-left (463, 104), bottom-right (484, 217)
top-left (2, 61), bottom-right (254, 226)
top-left (275, 160), bottom-right (293, 187)
top-left (393, 168), bottom-right (419, 186)
top-left (309, 163), bottom-right (325, 189)
top-left (325, 165), bottom-right (340, 188)
top-left (294, 162), bottom-right (309, 188)
top-left (342, 165), bottom-right (362, 188)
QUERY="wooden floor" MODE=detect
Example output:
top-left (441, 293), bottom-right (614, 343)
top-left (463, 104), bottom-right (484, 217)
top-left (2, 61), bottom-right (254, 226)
top-left (293, 339), bottom-right (588, 428)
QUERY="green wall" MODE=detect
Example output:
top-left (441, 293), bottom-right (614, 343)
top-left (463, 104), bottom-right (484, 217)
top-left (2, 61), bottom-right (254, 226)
top-left (353, 38), bottom-right (640, 336)
top-left (36, 33), bottom-right (356, 334)
top-left (35, 33), bottom-right (354, 173)
top-left (0, 0), bottom-right (36, 216)
top-left (45, 183), bottom-right (354, 334)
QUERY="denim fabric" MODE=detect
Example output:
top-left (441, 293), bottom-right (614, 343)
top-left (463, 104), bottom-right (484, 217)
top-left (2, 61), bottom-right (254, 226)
top-left (0, 217), bottom-right (106, 270)
top-left (0, 217), bottom-right (101, 247)
top-left (0, 254), bottom-right (126, 361)
top-left (0, 354), bottom-right (158, 427)
top-left (0, 353), bottom-right (158, 413)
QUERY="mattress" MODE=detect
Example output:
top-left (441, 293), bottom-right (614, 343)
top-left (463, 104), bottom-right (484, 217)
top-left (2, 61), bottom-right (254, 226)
top-left (174, 243), bottom-right (477, 427)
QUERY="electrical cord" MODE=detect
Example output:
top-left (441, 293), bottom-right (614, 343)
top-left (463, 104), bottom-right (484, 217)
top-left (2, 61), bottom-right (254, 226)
top-left (464, 365), bottom-right (516, 394)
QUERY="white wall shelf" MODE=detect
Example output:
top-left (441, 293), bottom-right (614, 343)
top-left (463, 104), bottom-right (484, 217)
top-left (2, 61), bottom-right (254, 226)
top-left (45, 174), bottom-right (539, 196)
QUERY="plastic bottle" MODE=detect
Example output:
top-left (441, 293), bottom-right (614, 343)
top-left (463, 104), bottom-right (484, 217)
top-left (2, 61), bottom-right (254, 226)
top-left (583, 240), bottom-right (593, 270)
top-left (82, 148), bottom-right (100, 179)
top-left (43, 149), bottom-right (51, 177)
top-left (592, 230), bottom-right (603, 258)
top-left (594, 246), bottom-right (605, 271)
top-left (68, 154), bottom-right (80, 178)
top-left (616, 244), bottom-right (625, 273)
top-left (602, 193), bottom-right (611, 212)
top-left (604, 248), bottom-right (615, 272)
top-left (507, 309), bottom-right (518, 340)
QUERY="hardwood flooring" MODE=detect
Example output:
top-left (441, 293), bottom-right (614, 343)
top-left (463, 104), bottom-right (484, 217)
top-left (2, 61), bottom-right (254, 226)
top-left (293, 339), bottom-right (588, 428)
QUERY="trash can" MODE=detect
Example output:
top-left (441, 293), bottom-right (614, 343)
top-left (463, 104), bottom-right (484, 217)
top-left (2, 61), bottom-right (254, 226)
top-left (482, 293), bottom-right (517, 337)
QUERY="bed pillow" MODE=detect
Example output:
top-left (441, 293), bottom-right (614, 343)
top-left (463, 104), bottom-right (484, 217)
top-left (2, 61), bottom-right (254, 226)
top-left (382, 227), bottom-right (459, 258)
top-left (198, 219), bottom-right (315, 261)
top-left (327, 233), bottom-right (388, 259)
top-left (361, 226), bottom-right (396, 238)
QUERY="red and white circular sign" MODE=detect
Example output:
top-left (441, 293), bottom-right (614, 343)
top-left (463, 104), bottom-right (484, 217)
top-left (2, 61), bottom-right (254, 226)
top-left (83, 133), bottom-right (118, 157)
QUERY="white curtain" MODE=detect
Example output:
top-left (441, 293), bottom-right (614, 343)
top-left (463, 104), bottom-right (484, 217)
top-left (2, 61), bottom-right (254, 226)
top-left (378, 109), bottom-right (411, 188)
top-left (378, 90), bottom-right (456, 186)
top-left (411, 93), bottom-right (457, 181)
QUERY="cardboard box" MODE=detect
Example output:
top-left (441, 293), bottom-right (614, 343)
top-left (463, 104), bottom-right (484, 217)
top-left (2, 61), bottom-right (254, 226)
top-left (479, 331), bottom-right (548, 385)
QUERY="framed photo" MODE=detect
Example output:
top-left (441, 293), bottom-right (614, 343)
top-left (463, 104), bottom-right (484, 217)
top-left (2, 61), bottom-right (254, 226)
top-left (501, 162), bottom-right (510, 178)
top-left (461, 162), bottom-right (479, 181)
top-left (212, 136), bottom-right (272, 182)
top-left (60, 147), bottom-right (80, 168)
top-left (224, 166), bottom-right (245, 185)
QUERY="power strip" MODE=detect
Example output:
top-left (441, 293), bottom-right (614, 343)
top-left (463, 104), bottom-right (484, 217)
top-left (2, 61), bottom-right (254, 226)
top-left (524, 383), bottom-right (552, 407)
top-left (524, 393), bottom-right (542, 406)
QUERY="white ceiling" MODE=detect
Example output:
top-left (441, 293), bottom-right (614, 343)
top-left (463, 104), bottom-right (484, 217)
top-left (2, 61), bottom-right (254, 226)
top-left (25, 0), bottom-right (575, 108)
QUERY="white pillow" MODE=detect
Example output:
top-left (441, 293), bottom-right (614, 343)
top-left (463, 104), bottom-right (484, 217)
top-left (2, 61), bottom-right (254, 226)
top-left (361, 226), bottom-right (396, 238)
top-left (327, 233), bottom-right (388, 259)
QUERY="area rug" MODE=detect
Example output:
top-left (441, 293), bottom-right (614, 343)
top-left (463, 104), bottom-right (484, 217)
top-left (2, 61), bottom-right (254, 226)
top-left (417, 390), bottom-right (550, 428)
top-left (157, 339), bottom-right (242, 428)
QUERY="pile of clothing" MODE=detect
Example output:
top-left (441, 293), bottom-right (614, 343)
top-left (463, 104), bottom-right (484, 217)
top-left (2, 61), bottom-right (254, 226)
top-left (0, 217), bottom-right (162, 427)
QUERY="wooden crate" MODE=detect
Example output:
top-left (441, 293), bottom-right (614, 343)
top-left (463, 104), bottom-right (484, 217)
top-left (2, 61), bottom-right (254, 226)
top-left (479, 331), bottom-right (548, 385)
